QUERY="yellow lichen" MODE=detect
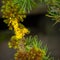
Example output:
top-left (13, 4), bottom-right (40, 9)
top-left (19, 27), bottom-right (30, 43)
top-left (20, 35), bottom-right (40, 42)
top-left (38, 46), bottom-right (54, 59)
top-left (14, 48), bottom-right (45, 60)
top-left (1, 0), bottom-right (53, 60)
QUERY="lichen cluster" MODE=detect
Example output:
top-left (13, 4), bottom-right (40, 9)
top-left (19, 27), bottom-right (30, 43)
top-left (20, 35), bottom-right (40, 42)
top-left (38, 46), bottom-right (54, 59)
top-left (1, 0), bottom-right (54, 60)
top-left (14, 36), bottom-right (50, 60)
top-left (14, 48), bottom-right (45, 60)
top-left (1, 0), bottom-right (30, 50)
top-left (45, 0), bottom-right (60, 24)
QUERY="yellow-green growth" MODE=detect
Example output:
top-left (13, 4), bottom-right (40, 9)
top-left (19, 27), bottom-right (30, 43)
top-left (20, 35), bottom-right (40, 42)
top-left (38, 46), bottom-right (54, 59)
top-left (45, 0), bottom-right (60, 24)
top-left (1, 0), bottom-right (54, 60)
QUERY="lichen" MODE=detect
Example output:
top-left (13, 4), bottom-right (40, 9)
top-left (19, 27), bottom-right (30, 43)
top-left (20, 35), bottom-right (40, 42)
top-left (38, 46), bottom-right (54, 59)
top-left (1, 0), bottom-right (54, 60)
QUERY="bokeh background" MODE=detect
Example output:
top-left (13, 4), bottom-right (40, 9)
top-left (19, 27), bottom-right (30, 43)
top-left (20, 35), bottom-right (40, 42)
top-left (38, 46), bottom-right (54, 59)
top-left (0, 0), bottom-right (60, 60)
